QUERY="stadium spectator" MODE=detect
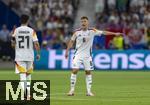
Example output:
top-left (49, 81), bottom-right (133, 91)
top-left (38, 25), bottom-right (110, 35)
top-left (107, 11), bottom-right (120, 30)
top-left (128, 29), bottom-right (147, 49)
top-left (129, 0), bottom-right (147, 7)
top-left (112, 35), bottom-right (124, 50)
top-left (95, 0), bottom-right (105, 15)
top-left (41, 40), bottom-right (49, 50)
top-left (116, 0), bottom-right (129, 12)
top-left (107, 0), bottom-right (116, 10)
top-left (0, 24), bottom-right (11, 61)
top-left (0, 25), bottom-right (9, 42)
top-left (146, 27), bottom-right (150, 49)
top-left (108, 40), bottom-right (115, 49)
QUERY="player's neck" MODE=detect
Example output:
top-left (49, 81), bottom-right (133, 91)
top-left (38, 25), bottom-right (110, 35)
top-left (21, 23), bottom-right (28, 26)
top-left (82, 28), bottom-right (88, 31)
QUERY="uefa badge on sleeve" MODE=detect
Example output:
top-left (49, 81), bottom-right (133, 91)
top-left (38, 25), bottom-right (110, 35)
top-left (0, 80), bottom-right (50, 105)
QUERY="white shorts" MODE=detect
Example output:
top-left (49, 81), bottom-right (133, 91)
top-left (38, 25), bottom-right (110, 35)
top-left (15, 61), bottom-right (33, 74)
top-left (72, 56), bottom-right (94, 70)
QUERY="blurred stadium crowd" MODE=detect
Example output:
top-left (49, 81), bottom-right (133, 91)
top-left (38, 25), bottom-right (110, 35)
top-left (0, 0), bottom-right (150, 61)
top-left (8, 0), bottom-right (79, 49)
top-left (95, 0), bottom-right (150, 50)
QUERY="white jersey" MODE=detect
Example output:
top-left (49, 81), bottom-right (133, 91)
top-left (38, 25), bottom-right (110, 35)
top-left (71, 28), bottom-right (103, 57)
top-left (12, 26), bottom-right (38, 61)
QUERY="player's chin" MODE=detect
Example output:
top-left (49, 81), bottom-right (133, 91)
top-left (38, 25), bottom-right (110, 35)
top-left (82, 26), bottom-right (86, 29)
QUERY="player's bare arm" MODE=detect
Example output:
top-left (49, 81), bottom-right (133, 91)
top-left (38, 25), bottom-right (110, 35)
top-left (11, 36), bottom-right (16, 49)
top-left (65, 40), bottom-right (74, 59)
top-left (103, 31), bottom-right (122, 36)
top-left (34, 41), bottom-right (41, 60)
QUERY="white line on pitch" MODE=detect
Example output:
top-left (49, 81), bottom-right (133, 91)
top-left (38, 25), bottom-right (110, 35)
top-left (51, 97), bottom-right (89, 101)
top-left (50, 92), bottom-right (84, 96)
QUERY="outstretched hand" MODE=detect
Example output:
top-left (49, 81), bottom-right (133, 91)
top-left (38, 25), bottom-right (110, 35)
top-left (115, 32), bottom-right (122, 36)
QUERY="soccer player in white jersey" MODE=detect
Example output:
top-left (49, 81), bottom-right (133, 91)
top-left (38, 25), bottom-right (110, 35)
top-left (11, 14), bottom-right (40, 100)
top-left (65, 16), bottom-right (121, 96)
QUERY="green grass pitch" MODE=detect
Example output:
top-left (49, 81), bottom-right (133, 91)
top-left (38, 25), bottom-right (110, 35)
top-left (0, 70), bottom-right (150, 105)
